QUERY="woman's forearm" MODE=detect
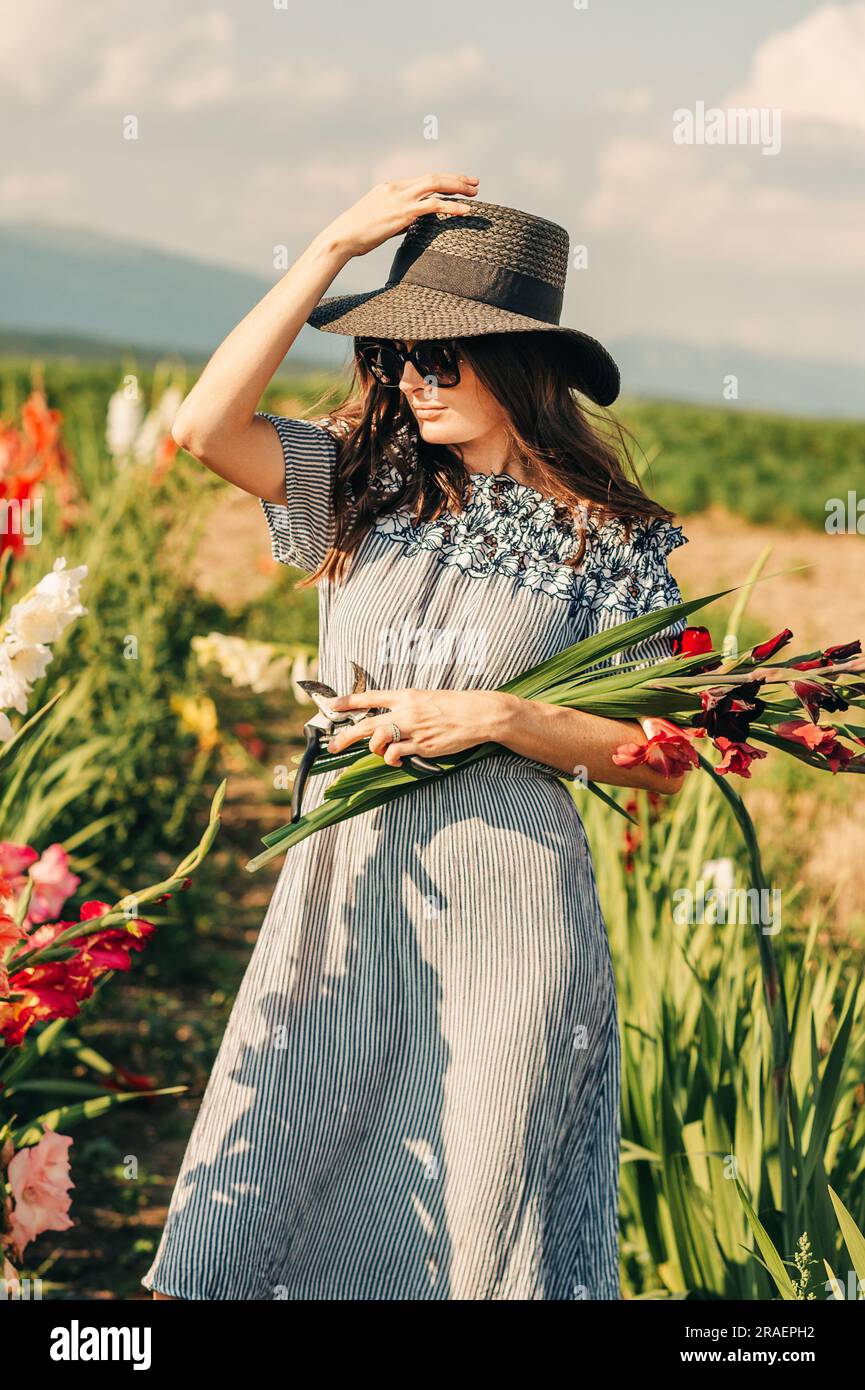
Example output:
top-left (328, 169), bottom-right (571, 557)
top-left (172, 231), bottom-right (351, 459)
top-left (495, 693), bottom-right (685, 795)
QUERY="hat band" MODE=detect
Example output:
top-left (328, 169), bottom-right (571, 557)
top-left (388, 246), bottom-right (563, 325)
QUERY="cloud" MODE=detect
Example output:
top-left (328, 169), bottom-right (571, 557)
top-left (0, 4), bottom-right (351, 115)
top-left (84, 12), bottom-right (235, 109)
top-left (0, 0), bottom-right (111, 100)
top-left (396, 44), bottom-right (495, 99)
top-left (584, 136), bottom-right (865, 275)
top-left (0, 171), bottom-right (75, 206)
top-left (513, 157), bottom-right (563, 193)
top-left (254, 56), bottom-right (353, 107)
top-left (598, 85), bottom-right (655, 116)
top-left (727, 1), bottom-right (865, 136)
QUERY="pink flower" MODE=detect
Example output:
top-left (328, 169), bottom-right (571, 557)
top-left (27, 844), bottom-right (80, 924)
top-left (713, 737), bottom-right (768, 778)
top-left (612, 717), bottom-right (701, 779)
top-left (7, 1129), bottom-right (74, 1254)
top-left (0, 842), bottom-right (38, 909)
top-left (0, 842), bottom-right (39, 879)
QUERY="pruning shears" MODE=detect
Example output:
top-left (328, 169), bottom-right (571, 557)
top-left (290, 662), bottom-right (443, 822)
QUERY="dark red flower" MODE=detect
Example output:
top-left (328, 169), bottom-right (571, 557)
top-left (103, 1065), bottom-right (157, 1094)
top-left (792, 640), bottom-right (861, 672)
top-left (790, 679), bottom-right (848, 724)
top-left (823, 641), bottom-right (862, 663)
top-left (693, 682), bottom-right (765, 741)
top-left (751, 629), bottom-right (793, 662)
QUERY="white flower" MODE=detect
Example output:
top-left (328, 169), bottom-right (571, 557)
top-left (0, 642), bottom-right (33, 714)
top-left (192, 632), bottom-right (292, 694)
top-left (0, 710), bottom-right (15, 743)
top-left (7, 558), bottom-right (88, 647)
top-left (133, 387), bottom-right (184, 464)
top-left (5, 636), bottom-right (53, 691)
top-left (106, 389), bottom-right (144, 459)
top-left (701, 858), bottom-right (736, 895)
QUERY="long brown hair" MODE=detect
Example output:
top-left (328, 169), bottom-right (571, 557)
top-left (299, 332), bottom-right (672, 587)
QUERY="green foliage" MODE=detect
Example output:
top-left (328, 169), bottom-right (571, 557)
top-left (620, 396), bottom-right (862, 529)
top-left (580, 774), bottom-right (865, 1299)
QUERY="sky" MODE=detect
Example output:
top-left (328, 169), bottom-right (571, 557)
top-left (2, 0), bottom-right (864, 367)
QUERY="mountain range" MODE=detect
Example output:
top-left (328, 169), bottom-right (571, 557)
top-left (1, 221), bottom-right (860, 417)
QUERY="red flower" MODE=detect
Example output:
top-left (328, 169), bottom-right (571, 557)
top-left (774, 721), bottom-right (859, 772)
top-left (103, 1065), bottom-right (157, 1095)
top-left (673, 626), bottom-right (713, 656)
top-left (713, 737), bottom-right (767, 778)
top-left (751, 629), bottom-right (793, 662)
top-left (792, 640), bottom-right (861, 672)
top-left (822, 641), bottom-right (861, 664)
top-left (2, 903), bottom-right (156, 1045)
top-left (612, 717), bottom-right (701, 778)
top-left (0, 963), bottom-right (80, 1045)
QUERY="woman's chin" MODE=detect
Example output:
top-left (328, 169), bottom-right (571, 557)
top-left (414, 414), bottom-right (457, 442)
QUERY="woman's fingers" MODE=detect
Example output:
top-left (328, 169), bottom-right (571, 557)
top-left (326, 716), bottom-right (378, 753)
top-left (406, 173), bottom-right (479, 197)
top-left (330, 690), bottom-right (398, 712)
top-left (416, 198), bottom-right (474, 217)
top-left (382, 741), bottom-right (417, 767)
top-left (328, 717), bottom-right (418, 762)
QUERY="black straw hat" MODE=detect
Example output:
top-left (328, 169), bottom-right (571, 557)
top-left (307, 199), bottom-right (620, 407)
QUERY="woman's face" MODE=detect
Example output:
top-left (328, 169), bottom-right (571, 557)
top-left (397, 340), bottom-right (509, 446)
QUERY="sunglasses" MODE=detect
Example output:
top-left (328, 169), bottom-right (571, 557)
top-left (355, 338), bottom-right (462, 389)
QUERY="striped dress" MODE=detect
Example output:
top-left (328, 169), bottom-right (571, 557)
top-left (142, 414), bottom-right (686, 1301)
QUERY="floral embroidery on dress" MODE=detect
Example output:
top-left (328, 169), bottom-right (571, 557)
top-left (575, 513), bottom-right (687, 619)
top-left (376, 469), bottom-right (687, 616)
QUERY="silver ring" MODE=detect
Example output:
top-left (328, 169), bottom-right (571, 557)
top-left (389, 722), bottom-right (402, 744)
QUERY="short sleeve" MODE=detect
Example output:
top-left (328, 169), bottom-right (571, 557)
top-left (581, 515), bottom-right (688, 670)
top-left (256, 412), bottom-right (339, 572)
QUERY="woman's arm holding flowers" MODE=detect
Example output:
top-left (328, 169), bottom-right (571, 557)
top-left (327, 688), bottom-right (686, 795)
top-left (494, 695), bottom-right (687, 795)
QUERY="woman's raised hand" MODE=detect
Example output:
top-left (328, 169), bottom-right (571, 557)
top-left (167, 175), bottom-right (478, 498)
top-left (322, 174), bottom-right (479, 258)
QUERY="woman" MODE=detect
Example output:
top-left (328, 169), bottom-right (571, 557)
top-left (143, 175), bottom-right (687, 1301)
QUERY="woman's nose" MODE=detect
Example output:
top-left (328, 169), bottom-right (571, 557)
top-left (399, 359), bottom-right (426, 392)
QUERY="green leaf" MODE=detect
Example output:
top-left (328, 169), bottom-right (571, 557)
top-left (12, 1086), bottom-right (187, 1145)
top-left (735, 1181), bottom-right (798, 1300)
top-left (828, 1185), bottom-right (865, 1287)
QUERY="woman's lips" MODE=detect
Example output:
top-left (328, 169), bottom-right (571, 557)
top-left (413, 403), bottom-right (446, 417)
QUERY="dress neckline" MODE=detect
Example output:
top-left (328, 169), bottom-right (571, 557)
top-left (464, 469), bottom-right (565, 508)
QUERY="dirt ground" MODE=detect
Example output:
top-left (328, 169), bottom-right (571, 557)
top-left (669, 508), bottom-right (865, 653)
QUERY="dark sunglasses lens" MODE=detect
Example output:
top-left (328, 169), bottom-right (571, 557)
top-left (359, 343), bottom-right (403, 386)
top-left (415, 342), bottom-right (460, 385)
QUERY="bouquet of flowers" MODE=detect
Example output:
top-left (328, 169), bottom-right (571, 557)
top-left (245, 574), bottom-right (864, 874)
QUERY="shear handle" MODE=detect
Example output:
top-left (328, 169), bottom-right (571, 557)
top-left (291, 725), bottom-right (325, 823)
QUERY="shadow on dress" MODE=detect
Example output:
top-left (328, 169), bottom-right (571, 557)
top-left (151, 773), bottom-right (616, 1300)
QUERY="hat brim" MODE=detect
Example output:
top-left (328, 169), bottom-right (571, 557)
top-left (307, 283), bottom-right (620, 408)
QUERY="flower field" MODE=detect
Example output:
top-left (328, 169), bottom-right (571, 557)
top-left (1, 356), bottom-right (863, 1299)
